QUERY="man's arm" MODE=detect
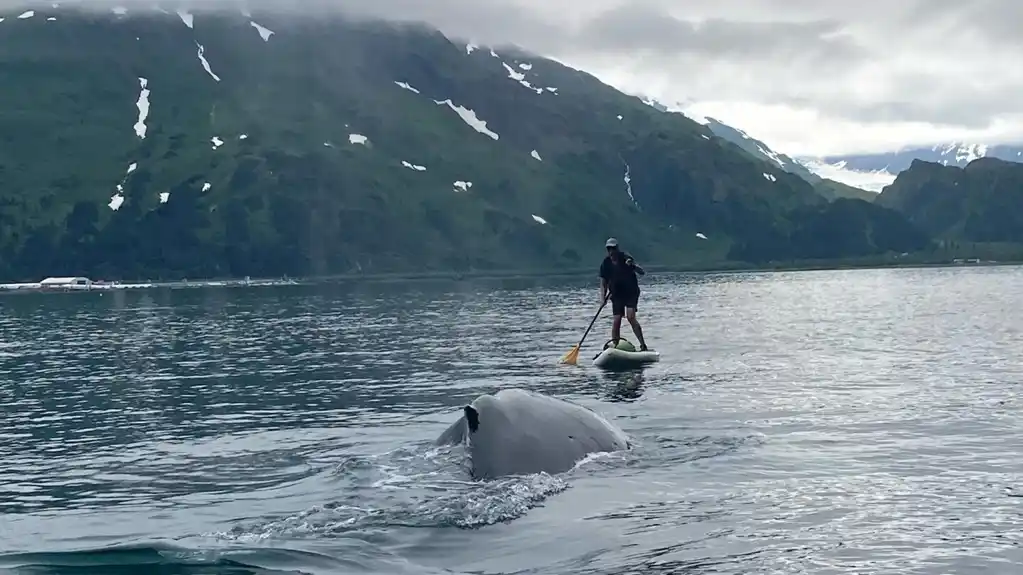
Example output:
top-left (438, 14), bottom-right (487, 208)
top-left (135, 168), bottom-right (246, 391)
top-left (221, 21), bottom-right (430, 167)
top-left (599, 260), bottom-right (610, 302)
top-left (624, 253), bottom-right (645, 275)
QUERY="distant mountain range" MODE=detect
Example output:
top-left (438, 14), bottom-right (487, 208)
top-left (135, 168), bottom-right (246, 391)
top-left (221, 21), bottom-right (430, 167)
top-left (820, 143), bottom-right (1023, 173)
top-left (808, 143), bottom-right (1023, 191)
top-left (638, 96), bottom-right (1023, 194)
top-left (876, 157), bottom-right (1023, 254)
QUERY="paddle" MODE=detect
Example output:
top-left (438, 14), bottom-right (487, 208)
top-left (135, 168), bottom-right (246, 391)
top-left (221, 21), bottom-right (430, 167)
top-left (559, 293), bottom-right (610, 365)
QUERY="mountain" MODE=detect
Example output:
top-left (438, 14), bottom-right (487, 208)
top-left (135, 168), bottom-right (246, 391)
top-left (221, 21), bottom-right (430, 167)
top-left (811, 178), bottom-right (879, 203)
top-left (822, 143), bottom-right (1023, 173)
top-left (699, 119), bottom-right (878, 203)
top-left (639, 99), bottom-right (878, 201)
top-left (804, 142), bottom-right (1023, 193)
top-left (0, 3), bottom-right (930, 280)
top-left (727, 197), bottom-right (931, 264)
top-left (700, 117), bottom-right (821, 183)
top-left (876, 157), bottom-right (1023, 244)
top-left (793, 158), bottom-right (899, 194)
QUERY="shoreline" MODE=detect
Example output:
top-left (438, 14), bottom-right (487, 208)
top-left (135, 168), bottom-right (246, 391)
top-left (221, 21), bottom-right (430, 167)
top-left (1, 257), bottom-right (1018, 296)
top-left (309, 258), bottom-right (1021, 283)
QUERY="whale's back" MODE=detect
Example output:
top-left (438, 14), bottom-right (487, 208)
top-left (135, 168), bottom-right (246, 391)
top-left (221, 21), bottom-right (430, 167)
top-left (461, 389), bottom-right (629, 480)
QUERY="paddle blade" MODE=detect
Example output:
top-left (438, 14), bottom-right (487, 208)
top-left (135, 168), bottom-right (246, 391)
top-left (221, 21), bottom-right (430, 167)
top-left (560, 345), bottom-right (581, 365)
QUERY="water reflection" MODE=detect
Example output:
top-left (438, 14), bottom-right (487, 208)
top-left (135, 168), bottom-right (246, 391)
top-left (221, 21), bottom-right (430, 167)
top-left (601, 372), bottom-right (647, 403)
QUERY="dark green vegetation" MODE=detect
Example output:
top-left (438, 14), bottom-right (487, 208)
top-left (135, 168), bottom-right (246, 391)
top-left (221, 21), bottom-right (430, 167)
top-left (877, 158), bottom-right (1023, 244)
top-left (811, 179), bottom-right (878, 203)
top-left (0, 5), bottom-right (965, 281)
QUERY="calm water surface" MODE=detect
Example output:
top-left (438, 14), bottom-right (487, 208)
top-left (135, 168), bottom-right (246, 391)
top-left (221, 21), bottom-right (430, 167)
top-left (2, 267), bottom-right (1022, 574)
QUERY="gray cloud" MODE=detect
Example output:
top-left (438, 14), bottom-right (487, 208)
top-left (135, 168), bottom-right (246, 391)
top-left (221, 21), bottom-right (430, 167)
top-left (571, 4), bottom-right (865, 65)
top-left (0, 0), bottom-right (864, 60)
top-left (901, 0), bottom-right (1023, 44)
top-left (802, 72), bottom-right (1023, 129)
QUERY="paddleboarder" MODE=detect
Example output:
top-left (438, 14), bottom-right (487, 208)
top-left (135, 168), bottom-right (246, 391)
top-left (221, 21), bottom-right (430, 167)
top-left (598, 237), bottom-right (648, 351)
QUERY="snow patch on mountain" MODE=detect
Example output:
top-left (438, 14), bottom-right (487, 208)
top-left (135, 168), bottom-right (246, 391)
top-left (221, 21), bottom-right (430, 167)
top-left (640, 96), bottom-right (709, 125)
top-left (816, 141), bottom-right (1023, 174)
top-left (394, 81), bottom-right (419, 94)
top-left (501, 61), bottom-right (543, 94)
top-left (799, 159), bottom-right (895, 192)
top-left (250, 21), bottom-right (273, 41)
top-left (132, 77), bottom-right (150, 139)
top-left (108, 190), bottom-right (124, 211)
top-left (433, 99), bottom-right (499, 140)
top-left (935, 142), bottom-right (987, 164)
top-left (176, 9), bottom-right (192, 28)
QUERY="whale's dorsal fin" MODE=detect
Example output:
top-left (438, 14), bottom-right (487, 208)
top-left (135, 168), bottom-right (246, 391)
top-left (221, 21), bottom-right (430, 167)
top-left (464, 405), bottom-right (480, 432)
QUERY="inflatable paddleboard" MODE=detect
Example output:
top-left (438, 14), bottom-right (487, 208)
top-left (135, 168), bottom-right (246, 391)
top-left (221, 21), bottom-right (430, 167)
top-left (592, 339), bottom-right (660, 369)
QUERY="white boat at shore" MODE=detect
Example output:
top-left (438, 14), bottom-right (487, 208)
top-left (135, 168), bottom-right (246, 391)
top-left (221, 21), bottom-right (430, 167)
top-left (0, 275), bottom-right (298, 293)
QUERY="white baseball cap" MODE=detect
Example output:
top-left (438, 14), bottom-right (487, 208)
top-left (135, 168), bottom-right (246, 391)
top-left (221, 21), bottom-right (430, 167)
top-left (605, 237), bottom-right (619, 248)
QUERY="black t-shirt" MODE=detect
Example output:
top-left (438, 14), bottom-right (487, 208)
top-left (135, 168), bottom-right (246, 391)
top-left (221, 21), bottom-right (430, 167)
top-left (600, 252), bottom-right (639, 294)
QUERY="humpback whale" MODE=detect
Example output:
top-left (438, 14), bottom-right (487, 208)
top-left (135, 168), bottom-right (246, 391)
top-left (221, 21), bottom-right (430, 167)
top-left (435, 388), bottom-right (630, 480)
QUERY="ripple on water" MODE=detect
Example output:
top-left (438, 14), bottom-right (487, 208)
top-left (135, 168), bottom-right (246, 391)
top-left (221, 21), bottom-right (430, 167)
top-left (2, 268), bottom-right (1023, 574)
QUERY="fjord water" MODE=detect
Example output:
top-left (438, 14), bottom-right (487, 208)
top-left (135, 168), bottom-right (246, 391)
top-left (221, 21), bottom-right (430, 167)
top-left (2, 267), bottom-right (1022, 574)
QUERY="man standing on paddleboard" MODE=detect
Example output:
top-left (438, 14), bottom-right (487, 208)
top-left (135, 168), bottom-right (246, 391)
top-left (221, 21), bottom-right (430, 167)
top-left (598, 237), bottom-right (648, 351)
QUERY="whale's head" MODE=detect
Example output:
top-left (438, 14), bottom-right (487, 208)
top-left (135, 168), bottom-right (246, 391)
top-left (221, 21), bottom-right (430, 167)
top-left (436, 388), bottom-right (631, 481)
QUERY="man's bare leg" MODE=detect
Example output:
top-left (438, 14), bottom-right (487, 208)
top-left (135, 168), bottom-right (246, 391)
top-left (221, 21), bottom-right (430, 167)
top-left (611, 314), bottom-right (623, 347)
top-left (625, 308), bottom-right (647, 350)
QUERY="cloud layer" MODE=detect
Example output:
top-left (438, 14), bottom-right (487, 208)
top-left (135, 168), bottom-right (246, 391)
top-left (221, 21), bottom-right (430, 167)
top-left (5, 0), bottom-right (1022, 155)
top-left (331, 0), bottom-right (1023, 155)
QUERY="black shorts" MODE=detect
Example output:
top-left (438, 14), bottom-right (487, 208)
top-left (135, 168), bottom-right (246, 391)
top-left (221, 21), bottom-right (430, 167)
top-left (610, 289), bottom-right (639, 316)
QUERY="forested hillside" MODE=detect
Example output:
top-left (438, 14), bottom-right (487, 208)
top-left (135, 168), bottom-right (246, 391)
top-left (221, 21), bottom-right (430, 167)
top-left (0, 4), bottom-right (932, 280)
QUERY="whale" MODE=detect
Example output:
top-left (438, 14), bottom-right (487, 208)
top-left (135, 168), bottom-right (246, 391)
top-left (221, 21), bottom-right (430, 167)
top-left (435, 388), bottom-right (631, 480)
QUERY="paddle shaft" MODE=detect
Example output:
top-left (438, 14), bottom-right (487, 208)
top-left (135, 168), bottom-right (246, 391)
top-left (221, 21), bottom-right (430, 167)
top-left (573, 293), bottom-right (610, 350)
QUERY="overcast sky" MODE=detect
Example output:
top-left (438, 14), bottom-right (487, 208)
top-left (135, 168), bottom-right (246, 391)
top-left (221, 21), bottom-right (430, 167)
top-left (314, 0), bottom-right (1023, 157)
top-left (7, 0), bottom-right (1022, 156)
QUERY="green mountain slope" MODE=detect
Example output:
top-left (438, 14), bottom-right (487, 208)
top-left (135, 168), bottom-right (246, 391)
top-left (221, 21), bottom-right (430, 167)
top-left (700, 117), bottom-right (879, 202)
top-left (811, 179), bottom-right (878, 203)
top-left (877, 157), bottom-right (1023, 242)
top-left (0, 4), bottom-right (928, 280)
top-left (702, 117), bottom-right (820, 182)
top-left (640, 102), bottom-right (880, 202)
